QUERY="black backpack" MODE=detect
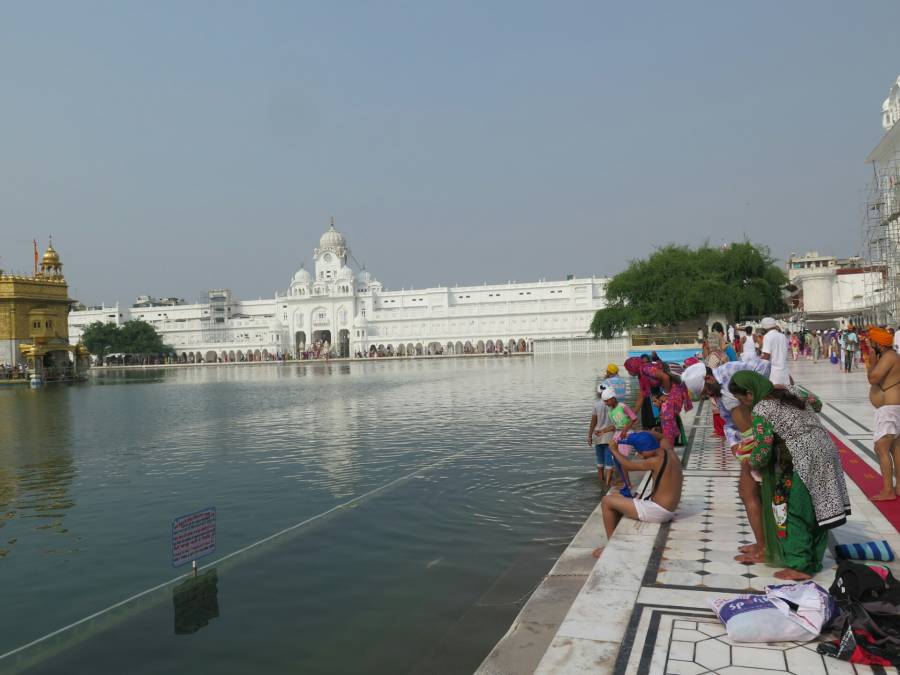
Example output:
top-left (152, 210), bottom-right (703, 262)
top-left (818, 561), bottom-right (900, 666)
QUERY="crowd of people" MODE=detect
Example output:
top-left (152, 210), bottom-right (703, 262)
top-left (0, 363), bottom-right (28, 380)
top-left (585, 315), bottom-right (900, 583)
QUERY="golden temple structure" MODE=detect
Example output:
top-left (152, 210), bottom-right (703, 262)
top-left (0, 240), bottom-right (89, 382)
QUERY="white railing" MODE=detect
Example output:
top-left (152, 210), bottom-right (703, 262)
top-left (532, 336), bottom-right (629, 356)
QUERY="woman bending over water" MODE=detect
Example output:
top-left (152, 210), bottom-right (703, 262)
top-left (728, 371), bottom-right (850, 580)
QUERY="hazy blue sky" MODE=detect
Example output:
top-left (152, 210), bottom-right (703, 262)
top-left (2, 1), bottom-right (899, 305)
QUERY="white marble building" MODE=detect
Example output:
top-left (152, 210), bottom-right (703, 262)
top-left (69, 221), bottom-right (610, 361)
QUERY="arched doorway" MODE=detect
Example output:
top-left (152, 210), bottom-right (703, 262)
top-left (464, 341), bottom-right (473, 354)
top-left (427, 341), bottom-right (441, 355)
top-left (415, 343), bottom-right (424, 356)
top-left (254, 349), bottom-right (262, 361)
top-left (476, 340), bottom-right (485, 354)
top-left (507, 339), bottom-right (516, 352)
top-left (455, 341), bottom-right (464, 354)
top-left (312, 330), bottom-right (332, 350)
top-left (205, 350), bottom-right (217, 362)
top-left (446, 342), bottom-right (454, 355)
top-left (228, 350), bottom-right (235, 362)
top-left (338, 329), bottom-right (350, 358)
top-left (237, 350), bottom-right (244, 361)
top-left (397, 344), bottom-right (406, 356)
top-left (518, 339), bottom-right (527, 352)
top-left (406, 343), bottom-right (415, 356)
top-left (295, 331), bottom-right (307, 355)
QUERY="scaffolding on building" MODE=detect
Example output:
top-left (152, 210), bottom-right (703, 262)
top-left (863, 158), bottom-right (900, 327)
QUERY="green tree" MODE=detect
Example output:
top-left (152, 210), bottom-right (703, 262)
top-left (590, 242), bottom-right (787, 338)
top-left (80, 320), bottom-right (173, 357)
top-left (79, 321), bottom-right (122, 358)
top-left (118, 320), bottom-right (174, 355)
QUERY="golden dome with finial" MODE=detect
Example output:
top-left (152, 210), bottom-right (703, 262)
top-left (42, 243), bottom-right (60, 266)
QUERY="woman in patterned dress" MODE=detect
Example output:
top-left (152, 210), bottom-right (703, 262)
top-left (648, 362), bottom-right (692, 446)
top-left (728, 371), bottom-right (850, 580)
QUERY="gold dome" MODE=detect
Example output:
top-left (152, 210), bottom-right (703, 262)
top-left (42, 244), bottom-right (60, 265)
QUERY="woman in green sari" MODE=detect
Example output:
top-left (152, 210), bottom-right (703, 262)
top-left (728, 371), bottom-right (850, 580)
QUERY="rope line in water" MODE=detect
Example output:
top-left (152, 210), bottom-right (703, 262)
top-left (0, 447), bottom-right (471, 663)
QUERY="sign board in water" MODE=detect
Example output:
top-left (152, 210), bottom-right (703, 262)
top-left (172, 507), bottom-right (216, 568)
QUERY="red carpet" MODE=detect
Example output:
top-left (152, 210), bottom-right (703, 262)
top-left (829, 432), bottom-right (900, 534)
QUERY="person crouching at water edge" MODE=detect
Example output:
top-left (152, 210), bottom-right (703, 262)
top-left (592, 431), bottom-right (683, 559)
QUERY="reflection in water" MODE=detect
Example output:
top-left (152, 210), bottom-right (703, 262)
top-left (1, 356), bottom-right (629, 674)
top-left (173, 569), bottom-right (220, 635)
top-left (0, 389), bottom-right (75, 557)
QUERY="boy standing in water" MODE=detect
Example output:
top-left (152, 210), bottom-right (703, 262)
top-left (597, 388), bottom-right (638, 491)
top-left (588, 385), bottom-right (615, 486)
top-left (599, 388), bottom-right (638, 439)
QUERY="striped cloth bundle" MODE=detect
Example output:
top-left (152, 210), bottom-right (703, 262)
top-left (835, 540), bottom-right (895, 562)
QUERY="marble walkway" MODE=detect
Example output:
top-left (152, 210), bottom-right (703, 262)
top-left (479, 360), bottom-right (900, 675)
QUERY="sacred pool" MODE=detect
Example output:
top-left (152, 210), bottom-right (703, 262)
top-left (0, 355), bottom-right (620, 674)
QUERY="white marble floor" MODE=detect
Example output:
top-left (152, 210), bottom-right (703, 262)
top-left (534, 360), bottom-right (900, 675)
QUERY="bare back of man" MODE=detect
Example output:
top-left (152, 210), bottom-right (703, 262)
top-left (593, 435), bottom-right (683, 557)
top-left (868, 343), bottom-right (900, 500)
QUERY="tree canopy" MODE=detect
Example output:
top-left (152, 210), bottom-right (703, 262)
top-left (80, 320), bottom-right (174, 357)
top-left (590, 242), bottom-right (788, 338)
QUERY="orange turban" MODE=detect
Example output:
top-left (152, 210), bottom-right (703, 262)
top-left (869, 326), bottom-right (893, 347)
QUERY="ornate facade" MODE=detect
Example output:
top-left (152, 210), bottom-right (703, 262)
top-left (69, 222), bottom-right (610, 361)
top-left (1, 241), bottom-right (89, 378)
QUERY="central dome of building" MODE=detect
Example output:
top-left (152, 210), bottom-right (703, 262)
top-left (319, 218), bottom-right (346, 250)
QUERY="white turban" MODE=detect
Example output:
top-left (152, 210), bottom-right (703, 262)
top-left (601, 388), bottom-right (617, 401)
top-left (682, 362), bottom-right (707, 396)
top-left (760, 317), bottom-right (777, 329)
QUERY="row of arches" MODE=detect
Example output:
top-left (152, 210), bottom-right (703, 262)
top-left (176, 349), bottom-right (274, 364)
top-left (366, 338), bottom-right (530, 357)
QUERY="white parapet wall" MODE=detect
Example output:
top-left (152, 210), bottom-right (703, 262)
top-left (532, 336), bottom-right (629, 356)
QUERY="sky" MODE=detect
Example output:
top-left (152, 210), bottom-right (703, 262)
top-left (2, 1), bottom-right (899, 305)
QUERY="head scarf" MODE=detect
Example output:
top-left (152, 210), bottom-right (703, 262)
top-left (606, 363), bottom-right (619, 375)
top-left (601, 388), bottom-right (617, 401)
top-left (868, 326), bottom-right (892, 347)
top-left (730, 370), bottom-right (773, 406)
top-left (682, 362), bottom-right (707, 396)
top-left (623, 356), bottom-right (643, 376)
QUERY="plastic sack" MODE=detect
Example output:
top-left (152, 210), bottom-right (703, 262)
top-left (709, 582), bottom-right (835, 643)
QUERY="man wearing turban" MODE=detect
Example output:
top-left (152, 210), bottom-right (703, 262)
top-left (867, 325), bottom-right (900, 501)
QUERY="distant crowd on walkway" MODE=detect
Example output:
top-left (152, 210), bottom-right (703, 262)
top-left (588, 315), bottom-right (900, 584)
top-left (0, 363), bottom-right (28, 380)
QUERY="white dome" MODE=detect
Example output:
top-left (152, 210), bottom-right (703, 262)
top-left (353, 313), bottom-right (368, 328)
top-left (319, 222), bottom-right (346, 250)
top-left (293, 266), bottom-right (311, 283)
top-left (269, 317), bottom-right (284, 331)
top-left (338, 265), bottom-right (353, 280)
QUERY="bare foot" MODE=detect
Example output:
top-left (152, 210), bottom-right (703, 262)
top-left (774, 568), bottom-right (812, 581)
top-left (592, 547), bottom-right (604, 559)
top-left (735, 552), bottom-right (765, 564)
top-left (871, 490), bottom-right (898, 502)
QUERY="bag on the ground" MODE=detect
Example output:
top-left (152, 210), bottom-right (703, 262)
top-left (820, 560), bottom-right (900, 666)
top-left (708, 582), bottom-right (835, 643)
